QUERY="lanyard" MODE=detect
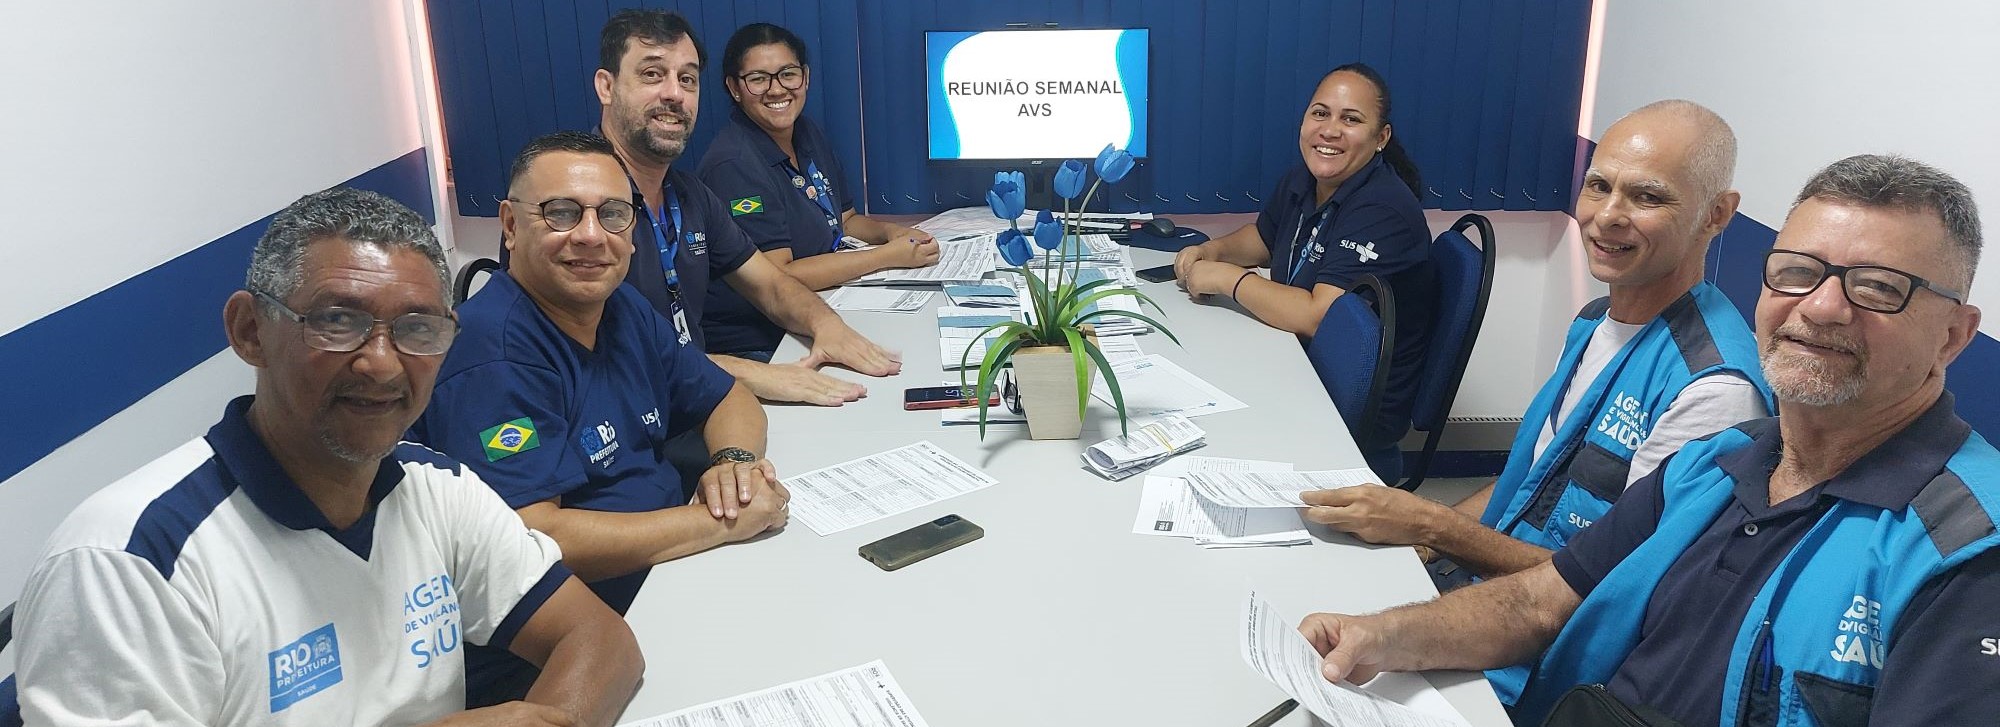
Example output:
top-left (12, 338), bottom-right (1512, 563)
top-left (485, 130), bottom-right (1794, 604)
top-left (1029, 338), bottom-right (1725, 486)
top-left (784, 158), bottom-right (843, 252)
top-left (641, 184), bottom-right (685, 296)
top-left (1286, 207), bottom-right (1331, 285)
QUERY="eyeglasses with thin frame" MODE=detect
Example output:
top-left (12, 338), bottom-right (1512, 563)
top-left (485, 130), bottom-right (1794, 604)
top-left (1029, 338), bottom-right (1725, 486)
top-left (737, 65), bottom-right (805, 96)
top-left (253, 291), bottom-right (458, 356)
top-left (510, 198), bottom-right (637, 234)
top-left (1762, 248), bottom-right (1964, 314)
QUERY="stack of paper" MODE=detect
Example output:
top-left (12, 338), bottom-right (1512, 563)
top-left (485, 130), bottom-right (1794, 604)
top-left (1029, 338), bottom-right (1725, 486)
top-left (823, 287), bottom-right (934, 313)
top-left (1184, 468), bottom-right (1382, 508)
top-left (1090, 355), bottom-right (1247, 418)
top-left (1082, 415), bottom-right (1206, 480)
top-left (936, 305), bottom-right (1016, 330)
top-left (1039, 233), bottom-right (1123, 263)
top-left (849, 239), bottom-right (996, 286)
top-left (1132, 457), bottom-right (1312, 548)
top-left (1239, 592), bottom-right (1469, 727)
top-left (942, 282), bottom-right (1018, 308)
top-left (618, 660), bottom-right (932, 727)
top-left (784, 441), bottom-right (1000, 536)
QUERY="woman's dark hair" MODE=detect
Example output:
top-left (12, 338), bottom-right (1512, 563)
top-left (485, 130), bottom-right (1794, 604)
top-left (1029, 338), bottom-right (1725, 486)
top-left (1324, 62), bottom-right (1422, 198)
top-left (722, 22), bottom-right (811, 81)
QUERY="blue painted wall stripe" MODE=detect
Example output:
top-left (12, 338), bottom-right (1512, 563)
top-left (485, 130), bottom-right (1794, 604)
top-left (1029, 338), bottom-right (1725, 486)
top-left (0, 148), bottom-right (434, 485)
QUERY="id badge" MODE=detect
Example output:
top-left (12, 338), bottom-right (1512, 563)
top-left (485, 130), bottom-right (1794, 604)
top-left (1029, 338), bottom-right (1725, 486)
top-left (669, 300), bottom-right (692, 346)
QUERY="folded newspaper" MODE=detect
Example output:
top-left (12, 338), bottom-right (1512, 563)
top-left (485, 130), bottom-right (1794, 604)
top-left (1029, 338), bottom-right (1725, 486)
top-left (1082, 415), bottom-right (1206, 480)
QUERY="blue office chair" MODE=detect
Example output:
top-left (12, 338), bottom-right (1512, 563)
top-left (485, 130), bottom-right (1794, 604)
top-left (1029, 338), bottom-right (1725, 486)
top-left (1397, 214), bottom-right (1496, 491)
top-left (454, 257), bottom-right (502, 306)
top-left (1307, 274), bottom-right (1402, 482)
top-left (3, 600), bottom-right (20, 727)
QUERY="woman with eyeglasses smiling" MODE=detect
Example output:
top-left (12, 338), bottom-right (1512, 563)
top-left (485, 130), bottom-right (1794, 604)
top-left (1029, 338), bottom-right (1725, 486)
top-left (695, 22), bottom-right (940, 359)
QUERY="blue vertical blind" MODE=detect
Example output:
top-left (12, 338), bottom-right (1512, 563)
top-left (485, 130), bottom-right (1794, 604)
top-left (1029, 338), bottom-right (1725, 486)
top-left (429, 0), bottom-right (1590, 217)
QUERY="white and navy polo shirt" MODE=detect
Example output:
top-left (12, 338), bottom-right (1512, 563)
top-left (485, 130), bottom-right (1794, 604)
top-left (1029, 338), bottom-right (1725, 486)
top-left (13, 396), bottom-right (570, 726)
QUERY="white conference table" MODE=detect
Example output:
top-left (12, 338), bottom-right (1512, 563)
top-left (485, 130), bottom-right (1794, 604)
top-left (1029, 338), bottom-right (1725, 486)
top-left (615, 236), bottom-right (1510, 727)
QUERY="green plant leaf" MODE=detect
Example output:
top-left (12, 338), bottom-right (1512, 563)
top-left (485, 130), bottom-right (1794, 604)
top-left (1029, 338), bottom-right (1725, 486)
top-left (1060, 326), bottom-right (1092, 421)
top-left (972, 334), bottom-right (1030, 440)
top-left (1061, 287), bottom-right (1149, 324)
top-left (956, 320), bottom-right (1034, 377)
top-left (1077, 335), bottom-right (1130, 436)
top-left (1072, 309), bottom-right (1184, 348)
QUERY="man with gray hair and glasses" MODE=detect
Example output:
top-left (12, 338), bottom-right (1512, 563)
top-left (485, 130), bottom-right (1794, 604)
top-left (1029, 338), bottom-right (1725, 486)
top-left (1296, 154), bottom-right (1999, 726)
top-left (12, 188), bottom-right (643, 726)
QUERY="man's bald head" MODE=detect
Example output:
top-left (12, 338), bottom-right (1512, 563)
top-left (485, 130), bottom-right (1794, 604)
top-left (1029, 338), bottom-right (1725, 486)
top-left (1605, 99), bottom-right (1737, 205)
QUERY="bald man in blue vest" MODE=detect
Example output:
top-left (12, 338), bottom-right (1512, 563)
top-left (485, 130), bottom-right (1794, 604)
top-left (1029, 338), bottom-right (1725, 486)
top-left (1298, 154), bottom-right (1997, 727)
top-left (1299, 101), bottom-right (1774, 583)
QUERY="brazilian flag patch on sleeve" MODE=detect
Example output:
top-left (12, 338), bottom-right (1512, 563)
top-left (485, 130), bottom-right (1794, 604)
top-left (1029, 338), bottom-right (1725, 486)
top-left (729, 196), bottom-right (764, 216)
top-left (479, 417), bottom-right (540, 462)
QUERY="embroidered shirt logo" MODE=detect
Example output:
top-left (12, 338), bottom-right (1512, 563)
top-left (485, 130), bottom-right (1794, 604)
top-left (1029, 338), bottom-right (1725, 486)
top-left (1339, 239), bottom-right (1379, 263)
top-left (479, 418), bottom-right (540, 462)
top-left (729, 196), bottom-right (764, 216)
top-left (268, 623), bottom-right (342, 712)
top-left (580, 420), bottom-right (621, 467)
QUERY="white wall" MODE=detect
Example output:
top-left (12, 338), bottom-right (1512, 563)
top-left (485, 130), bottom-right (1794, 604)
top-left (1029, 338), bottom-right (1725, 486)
top-left (1589, 0), bottom-right (2000, 331)
top-left (0, 0), bottom-right (446, 604)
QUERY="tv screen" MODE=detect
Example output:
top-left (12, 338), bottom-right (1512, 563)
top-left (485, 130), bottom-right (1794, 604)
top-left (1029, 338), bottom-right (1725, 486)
top-left (925, 29), bottom-right (1149, 161)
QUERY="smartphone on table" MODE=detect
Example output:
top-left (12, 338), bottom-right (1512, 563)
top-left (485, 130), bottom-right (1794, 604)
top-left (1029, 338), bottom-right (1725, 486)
top-left (903, 385), bottom-right (1000, 410)
top-left (1135, 264), bottom-right (1178, 283)
top-left (858, 514), bottom-right (984, 571)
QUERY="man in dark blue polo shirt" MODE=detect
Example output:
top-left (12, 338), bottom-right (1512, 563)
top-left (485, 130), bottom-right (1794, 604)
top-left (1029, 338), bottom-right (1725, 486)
top-left (1295, 154), bottom-right (1998, 727)
top-left (413, 131), bottom-right (792, 706)
top-left (590, 9), bottom-right (898, 407)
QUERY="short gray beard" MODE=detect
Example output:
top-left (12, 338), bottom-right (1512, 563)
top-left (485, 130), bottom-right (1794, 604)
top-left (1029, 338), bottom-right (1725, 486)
top-left (317, 422), bottom-right (398, 465)
top-left (1761, 342), bottom-right (1867, 407)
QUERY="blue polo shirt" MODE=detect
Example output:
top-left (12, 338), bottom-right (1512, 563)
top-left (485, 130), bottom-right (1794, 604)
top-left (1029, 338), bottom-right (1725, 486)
top-left (411, 271), bottom-right (733, 611)
top-left (1256, 157), bottom-right (1436, 447)
top-left (622, 168), bottom-right (761, 353)
top-left (1551, 394), bottom-right (2000, 725)
top-left (695, 109), bottom-right (857, 354)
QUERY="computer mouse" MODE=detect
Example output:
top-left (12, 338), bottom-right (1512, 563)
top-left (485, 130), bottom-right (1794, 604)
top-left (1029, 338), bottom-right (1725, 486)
top-left (1142, 217), bottom-right (1177, 237)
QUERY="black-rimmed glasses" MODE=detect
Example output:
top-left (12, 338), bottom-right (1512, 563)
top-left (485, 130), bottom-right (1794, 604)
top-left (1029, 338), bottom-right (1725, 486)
top-left (254, 291), bottom-right (458, 356)
top-left (512, 198), bottom-right (637, 234)
top-left (737, 65), bottom-right (805, 95)
top-left (1762, 248), bottom-right (1964, 314)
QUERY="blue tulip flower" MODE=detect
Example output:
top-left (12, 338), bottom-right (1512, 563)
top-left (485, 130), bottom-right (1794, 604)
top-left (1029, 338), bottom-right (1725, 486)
top-left (996, 227), bottom-right (1034, 266)
top-left (1052, 160), bottom-right (1087, 200)
top-left (1032, 209), bottom-right (1063, 250)
top-left (1094, 144), bottom-right (1135, 184)
top-left (987, 171), bottom-right (1027, 220)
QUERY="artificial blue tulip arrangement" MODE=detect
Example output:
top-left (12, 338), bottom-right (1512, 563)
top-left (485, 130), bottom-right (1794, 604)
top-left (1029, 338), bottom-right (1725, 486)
top-left (959, 144), bottom-right (1177, 436)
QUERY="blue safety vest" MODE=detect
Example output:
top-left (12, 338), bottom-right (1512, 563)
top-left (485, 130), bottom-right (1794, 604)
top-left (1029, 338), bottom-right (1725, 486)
top-left (1504, 422), bottom-right (2000, 726)
top-left (1481, 282), bottom-right (1772, 550)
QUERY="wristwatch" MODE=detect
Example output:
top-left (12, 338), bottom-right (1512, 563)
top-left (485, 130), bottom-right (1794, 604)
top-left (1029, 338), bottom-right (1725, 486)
top-left (709, 447), bottom-right (758, 466)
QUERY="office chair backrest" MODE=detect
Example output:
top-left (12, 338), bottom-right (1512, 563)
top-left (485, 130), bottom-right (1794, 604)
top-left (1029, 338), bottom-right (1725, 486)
top-left (453, 257), bottom-right (502, 306)
top-left (1400, 214), bottom-right (1496, 490)
top-left (3, 601), bottom-right (18, 727)
top-left (1307, 275), bottom-right (1397, 467)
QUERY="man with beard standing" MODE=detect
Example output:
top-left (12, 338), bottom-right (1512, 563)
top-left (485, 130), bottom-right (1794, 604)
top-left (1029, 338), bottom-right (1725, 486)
top-left (1295, 155), bottom-right (2000, 726)
top-left (591, 9), bottom-right (899, 407)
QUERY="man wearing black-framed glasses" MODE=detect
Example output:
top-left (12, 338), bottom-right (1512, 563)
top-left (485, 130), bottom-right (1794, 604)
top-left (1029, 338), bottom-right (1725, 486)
top-left (414, 131), bottom-right (790, 708)
top-left (1294, 154), bottom-right (2000, 726)
top-left (13, 187), bottom-right (643, 726)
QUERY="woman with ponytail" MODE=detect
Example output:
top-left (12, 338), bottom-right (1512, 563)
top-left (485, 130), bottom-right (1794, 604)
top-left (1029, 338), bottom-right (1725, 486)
top-left (1174, 62), bottom-right (1437, 457)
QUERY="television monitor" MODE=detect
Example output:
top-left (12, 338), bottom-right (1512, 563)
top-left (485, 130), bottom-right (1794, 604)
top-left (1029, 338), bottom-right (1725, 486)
top-left (925, 28), bottom-right (1149, 161)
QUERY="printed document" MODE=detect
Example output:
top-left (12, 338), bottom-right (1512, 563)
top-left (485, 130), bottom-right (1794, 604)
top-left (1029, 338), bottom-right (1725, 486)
top-left (1090, 355), bottom-right (1247, 418)
top-left (785, 442), bottom-right (999, 535)
top-left (1185, 469), bottom-right (1382, 508)
top-left (1133, 476), bottom-right (1308, 542)
top-left (1083, 415), bottom-right (1206, 480)
top-left (1240, 592), bottom-right (1468, 727)
top-left (850, 239), bottom-right (994, 285)
top-left (823, 287), bottom-right (933, 313)
top-left (619, 660), bottom-right (930, 727)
